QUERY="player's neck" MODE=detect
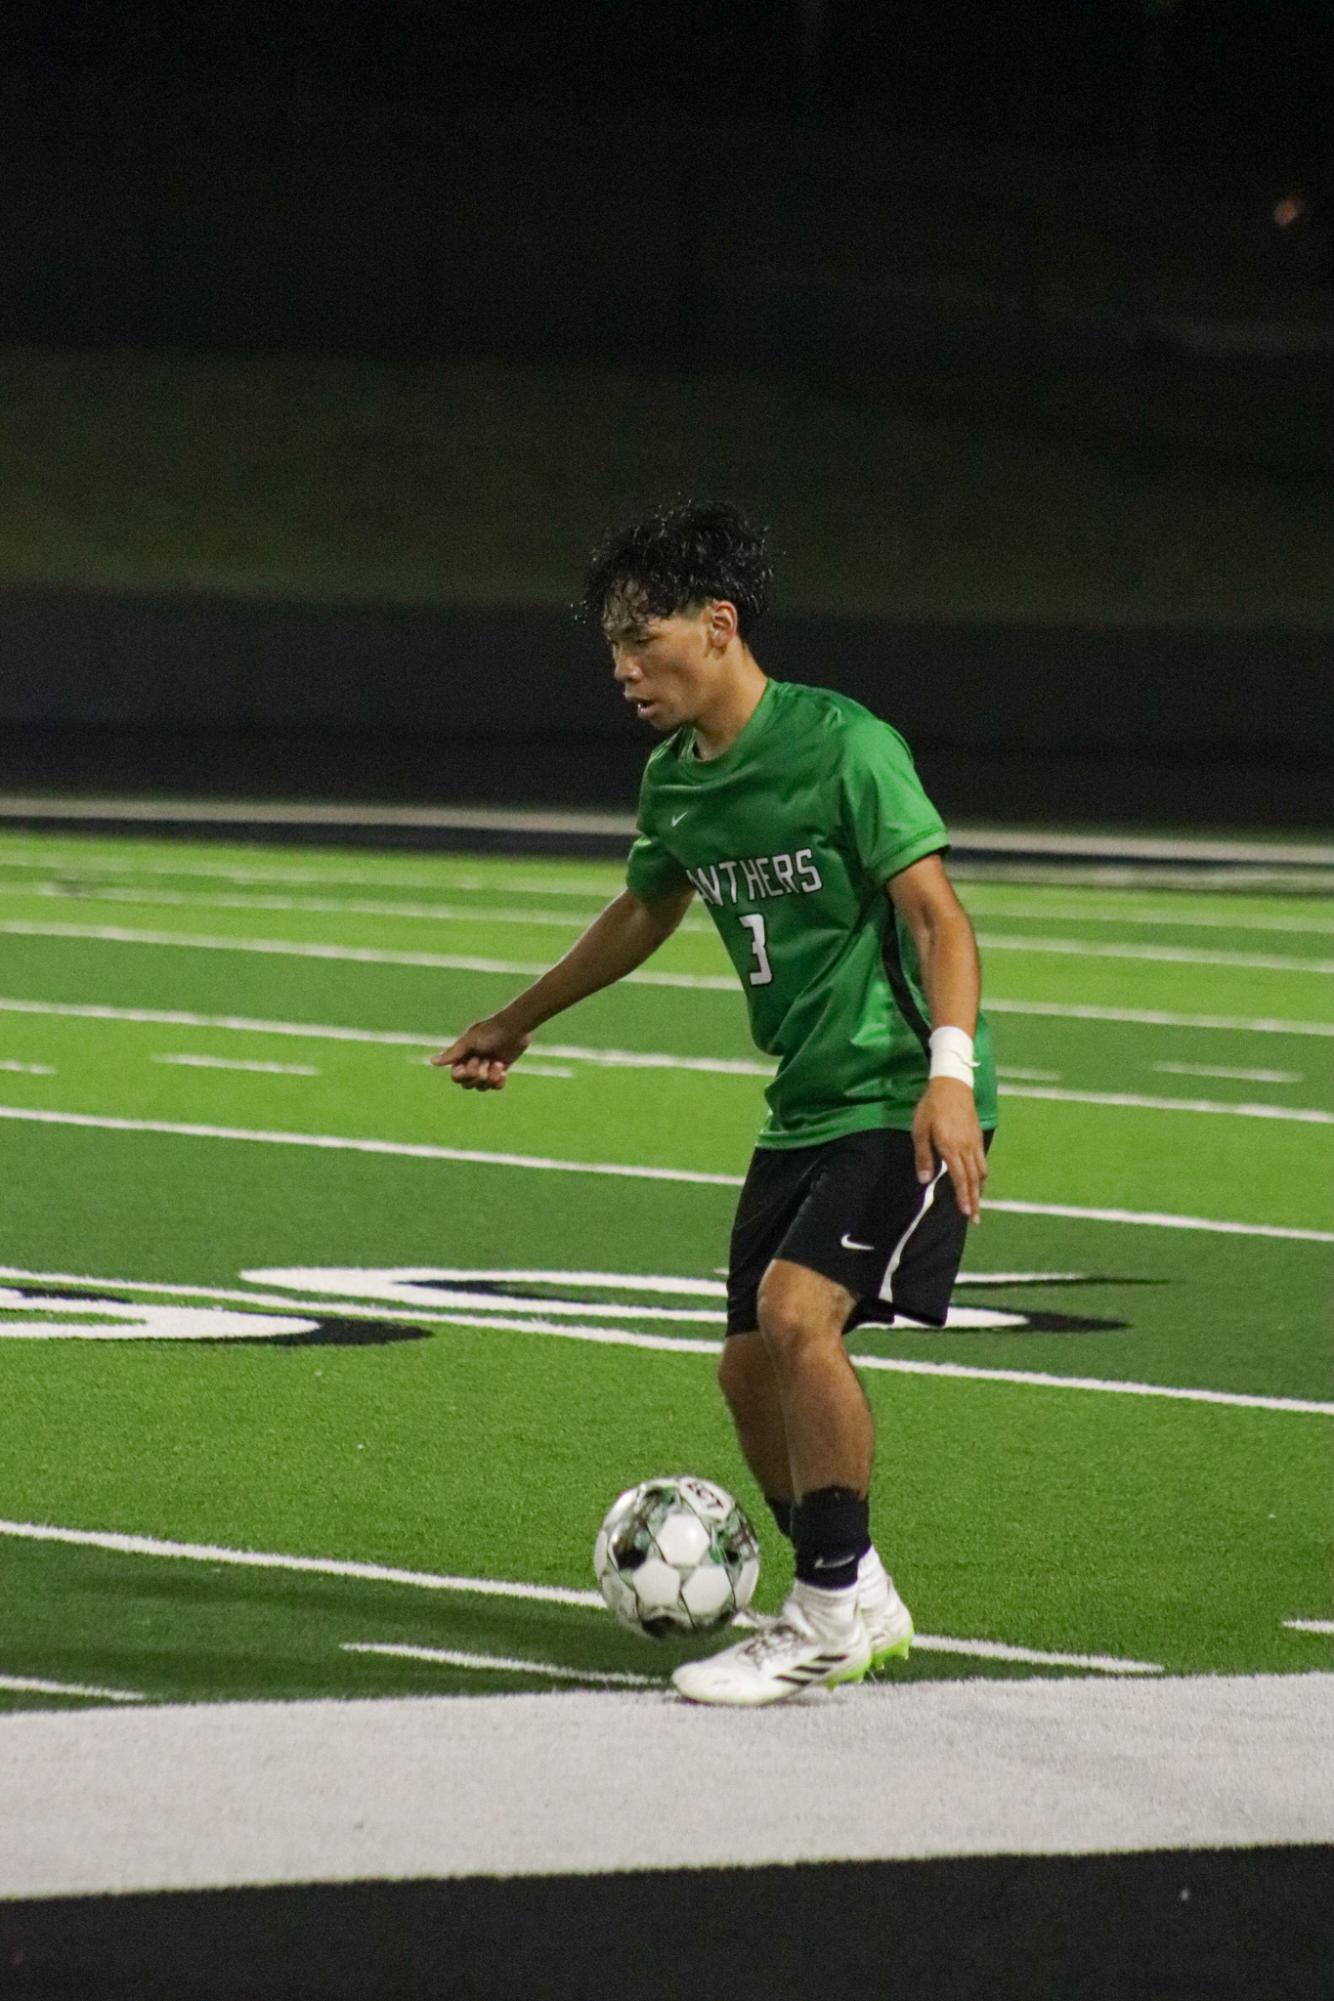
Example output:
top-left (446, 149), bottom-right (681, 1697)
top-left (691, 656), bottom-right (768, 761)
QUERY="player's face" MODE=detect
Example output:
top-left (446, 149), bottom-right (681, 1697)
top-left (606, 604), bottom-right (720, 732)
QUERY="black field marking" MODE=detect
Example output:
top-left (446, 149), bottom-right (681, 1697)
top-left (0, 1284), bottom-right (425, 1348)
top-left (1, 1847), bottom-right (1329, 2001)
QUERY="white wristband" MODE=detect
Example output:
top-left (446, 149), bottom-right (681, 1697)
top-left (929, 1026), bottom-right (977, 1088)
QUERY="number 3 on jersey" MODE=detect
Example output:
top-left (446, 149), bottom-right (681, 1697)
top-left (739, 912), bottom-right (773, 985)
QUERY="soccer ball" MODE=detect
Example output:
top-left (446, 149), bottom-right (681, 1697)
top-left (593, 1475), bottom-right (761, 1639)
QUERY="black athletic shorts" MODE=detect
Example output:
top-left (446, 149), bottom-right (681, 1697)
top-left (725, 1126), bottom-right (996, 1337)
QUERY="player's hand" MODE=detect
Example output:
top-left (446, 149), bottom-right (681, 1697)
top-left (431, 1015), bottom-right (531, 1090)
top-left (912, 1078), bottom-right (988, 1223)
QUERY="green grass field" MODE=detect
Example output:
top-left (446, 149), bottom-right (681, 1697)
top-left (0, 830), bottom-right (1330, 1714)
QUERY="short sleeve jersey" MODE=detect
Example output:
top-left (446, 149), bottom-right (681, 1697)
top-left (625, 678), bottom-right (999, 1148)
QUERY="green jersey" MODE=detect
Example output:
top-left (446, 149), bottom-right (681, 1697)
top-left (624, 678), bottom-right (998, 1148)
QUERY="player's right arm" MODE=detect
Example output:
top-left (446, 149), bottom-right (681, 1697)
top-left (432, 883), bottom-right (695, 1090)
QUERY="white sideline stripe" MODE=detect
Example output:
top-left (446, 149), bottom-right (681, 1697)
top-left (4, 847), bottom-right (1331, 918)
top-left (6, 914), bottom-right (1334, 981)
top-left (4, 1675), bottom-right (1332, 1895)
top-left (346, 1636), bottom-right (1161, 1680)
top-left (11, 877), bottom-right (1334, 949)
top-left (897, 1635), bottom-right (1161, 1674)
top-left (1284, 1620), bottom-right (1334, 1636)
top-left (984, 998), bottom-right (1334, 1039)
top-left (1153, 1062), bottom-right (1302, 1084)
top-left (1, 879), bottom-right (712, 937)
top-left (0, 1105), bottom-right (742, 1185)
top-left (977, 932), bottom-right (1334, 975)
top-left (13, 874), bottom-right (1334, 940)
top-left (152, 1053), bottom-right (319, 1077)
top-left (0, 1267), bottom-right (1329, 1416)
top-left (963, 901), bottom-right (1334, 939)
top-left (999, 1084), bottom-right (1334, 1125)
top-left (0, 1518), bottom-right (1160, 1677)
top-left (0, 1519), bottom-right (605, 1608)
top-left (3, 801), bottom-right (1333, 863)
top-left (0, 921), bottom-right (739, 992)
top-left (853, 1356), bottom-right (1334, 1416)
top-left (3, 982), bottom-right (1332, 1051)
top-left (344, 1643), bottom-right (659, 1688)
top-left (0, 1672), bottom-right (144, 1704)
top-left (0, 1105), bottom-right (1329, 1247)
top-left (0, 1060), bottom-right (55, 1075)
top-left (983, 1197), bottom-right (1333, 1245)
top-left (0, 998), bottom-right (774, 1074)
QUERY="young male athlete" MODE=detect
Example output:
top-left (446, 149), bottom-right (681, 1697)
top-left (434, 501), bottom-right (998, 1707)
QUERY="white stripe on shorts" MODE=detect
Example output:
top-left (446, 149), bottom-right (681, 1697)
top-left (878, 1161), bottom-right (950, 1305)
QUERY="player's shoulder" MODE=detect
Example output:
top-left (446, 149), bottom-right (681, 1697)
top-left (638, 728), bottom-right (692, 791)
top-left (778, 682), bottom-right (914, 762)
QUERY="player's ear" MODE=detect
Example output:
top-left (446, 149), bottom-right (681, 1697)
top-left (705, 599), bottom-right (739, 649)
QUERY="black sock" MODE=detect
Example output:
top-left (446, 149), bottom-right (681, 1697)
top-left (793, 1487), bottom-right (870, 1592)
top-left (765, 1495), bottom-right (793, 1541)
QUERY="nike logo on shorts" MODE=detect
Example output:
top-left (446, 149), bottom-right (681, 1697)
top-left (840, 1233), bottom-right (875, 1252)
top-left (670, 811), bottom-right (688, 826)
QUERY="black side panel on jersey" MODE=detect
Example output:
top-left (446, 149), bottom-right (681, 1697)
top-left (880, 909), bottom-right (932, 1056)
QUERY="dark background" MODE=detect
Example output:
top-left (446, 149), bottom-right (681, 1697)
top-left (3, 0), bottom-right (1330, 826)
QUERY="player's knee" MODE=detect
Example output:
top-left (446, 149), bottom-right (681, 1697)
top-left (756, 1271), bottom-right (840, 1362)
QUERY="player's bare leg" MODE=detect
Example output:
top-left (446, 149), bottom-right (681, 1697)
top-left (754, 1260), bottom-right (872, 1494)
top-left (717, 1333), bottom-right (792, 1506)
top-left (676, 1261), bottom-right (910, 1704)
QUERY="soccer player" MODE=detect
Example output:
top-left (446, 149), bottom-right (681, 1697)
top-left (434, 501), bottom-right (998, 1706)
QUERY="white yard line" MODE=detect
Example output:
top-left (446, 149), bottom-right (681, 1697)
top-left (1, 996), bottom-right (1329, 1070)
top-left (0, 852), bottom-right (626, 896)
top-left (0, 1518), bottom-right (604, 1606)
top-left (345, 1635), bottom-right (1161, 1679)
top-left (151, 1054), bottom-right (320, 1077)
top-left (0, 1059), bottom-right (55, 1075)
top-left (3, 803), bottom-right (1333, 863)
top-left (983, 998), bottom-right (1334, 1039)
top-left (3, 1674), bottom-right (1332, 1896)
top-left (0, 1671), bottom-right (143, 1702)
top-left (1153, 1062), bottom-right (1302, 1084)
top-left (976, 932), bottom-right (1334, 975)
top-left (997, 1085), bottom-right (1333, 1125)
top-left (5, 903), bottom-right (1332, 975)
top-left (1284, 1620), bottom-right (1334, 1637)
top-left (3, 846), bottom-right (1331, 916)
top-left (344, 1643), bottom-right (659, 1687)
top-left (962, 901), bottom-right (1334, 939)
top-left (0, 921), bottom-right (738, 991)
top-left (0, 1108), bottom-right (1329, 1249)
top-left (0, 880), bottom-right (667, 934)
top-left (0, 998), bottom-right (774, 1073)
top-left (10, 876), bottom-right (1334, 944)
top-left (0, 1266), bottom-right (1330, 1413)
top-left (0, 1518), bottom-right (1163, 1678)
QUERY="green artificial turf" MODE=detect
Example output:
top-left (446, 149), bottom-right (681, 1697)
top-left (0, 831), bottom-right (1329, 1707)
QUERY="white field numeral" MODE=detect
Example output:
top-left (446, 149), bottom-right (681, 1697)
top-left (739, 913), bottom-right (773, 985)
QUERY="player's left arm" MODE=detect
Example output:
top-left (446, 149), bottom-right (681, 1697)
top-left (886, 853), bottom-right (988, 1223)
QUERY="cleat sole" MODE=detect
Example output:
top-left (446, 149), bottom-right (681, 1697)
top-left (867, 1624), bottom-right (914, 1673)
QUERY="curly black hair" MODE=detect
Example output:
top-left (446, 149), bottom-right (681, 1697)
top-left (578, 500), bottom-right (774, 640)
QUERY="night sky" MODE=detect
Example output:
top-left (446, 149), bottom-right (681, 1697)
top-left (2, 0), bottom-right (1327, 173)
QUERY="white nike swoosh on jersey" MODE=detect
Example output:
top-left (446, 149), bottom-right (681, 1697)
top-left (670, 812), bottom-right (688, 826)
top-left (840, 1233), bottom-right (875, 1252)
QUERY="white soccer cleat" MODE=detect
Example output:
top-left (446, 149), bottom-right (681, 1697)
top-left (671, 1581), bottom-right (871, 1707)
top-left (857, 1547), bottom-right (914, 1670)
